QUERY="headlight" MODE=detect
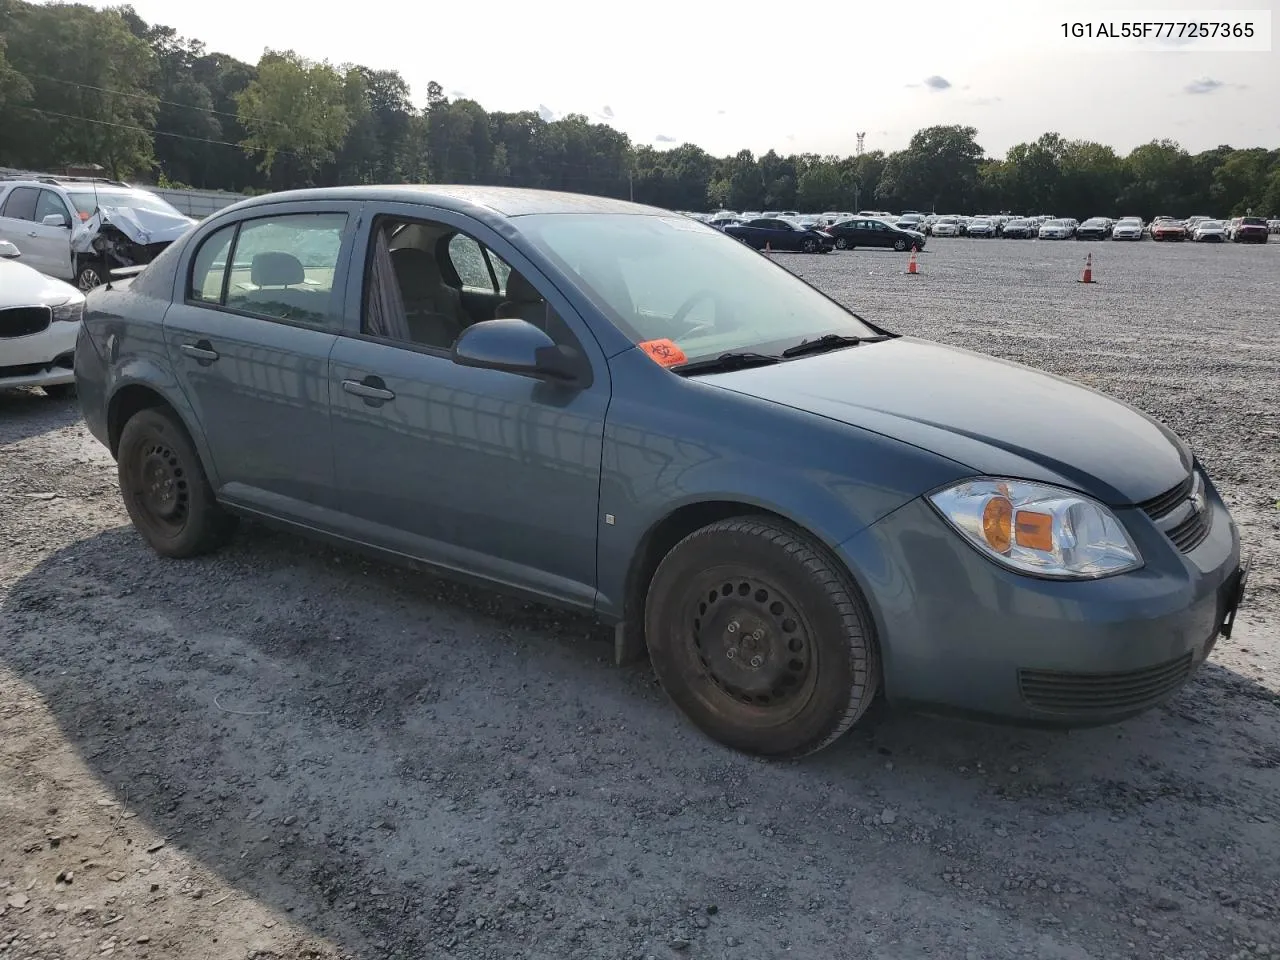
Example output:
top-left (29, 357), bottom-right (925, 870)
top-left (928, 478), bottom-right (1142, 579)
top-left (51, 299), bottom-right (85, 324)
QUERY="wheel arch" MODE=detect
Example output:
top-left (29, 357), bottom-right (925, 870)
top-left (620, 498), bottom-right (878, 647)
top-left (107, 383), bottom-right (212, 489)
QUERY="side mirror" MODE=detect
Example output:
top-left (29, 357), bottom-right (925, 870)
top-left (42, 213), bottom-right (70, 228)
top-left (0, 239), bottom-right (20, 259)
top-left (452, 318), bottom-right (582, 383)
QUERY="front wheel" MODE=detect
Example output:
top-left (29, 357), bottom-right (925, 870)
top-left (117, 407), bottom-right (237, 558)
top-left (834, 237), bottom-right (850, 250)
top-left (893, 238), bottom-right (907, 251)
top-left (75, 261), bottom-right (107, 291)
top-left (644, 517), bottom-right (880, 758)
top-left (801, 238), bottom-right (818, 253)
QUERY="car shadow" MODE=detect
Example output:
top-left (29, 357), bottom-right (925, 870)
top-left (3, 522), bottom-right (1278, 957)
top-left (0, 387), bottom-right (81, 445)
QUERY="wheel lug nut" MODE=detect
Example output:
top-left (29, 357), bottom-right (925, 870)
top-left (726, 648), bottom-right (736, 659)
top-left (750, 655), bottom-right (763, 667)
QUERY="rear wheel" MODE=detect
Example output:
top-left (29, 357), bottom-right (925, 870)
top-left (117, 407), bottom-right (237, 558)
top-left (834, 237), bottom-right (850, 250)
top-left (644, 517), bottom-right (880, 758)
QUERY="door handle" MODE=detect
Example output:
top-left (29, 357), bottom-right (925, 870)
top-left (342, 377), bottom-right (395, 404)
top-left (180, 341), bottom-right (220, 363)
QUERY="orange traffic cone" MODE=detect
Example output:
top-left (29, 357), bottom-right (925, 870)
top-left (906, 246), bottom-right (920, 275)
top-left (1078, 252), bottom-right (1096, 284)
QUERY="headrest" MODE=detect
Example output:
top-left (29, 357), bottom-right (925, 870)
top-left (251, 251), bottom-right (304, 287)
top-left (504, 270), bottom-right (542, 304)
top-left (390, 247), bottom-right (442, 295)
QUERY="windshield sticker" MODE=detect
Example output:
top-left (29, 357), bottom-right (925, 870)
top-left (638, 338), bottom-right (688, 367)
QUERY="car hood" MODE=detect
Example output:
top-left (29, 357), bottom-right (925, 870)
top-left (0, 259), bottom-right (83, 307)
top-left (71, 205), bottom-right (195, 251)
top-left (697, 337), bottom-right (1190, 505)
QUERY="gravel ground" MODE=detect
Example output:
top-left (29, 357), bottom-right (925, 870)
top-left (2, 237), bottom-right (1278, 960)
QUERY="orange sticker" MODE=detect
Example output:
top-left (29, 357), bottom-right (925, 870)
top-left (638, 338), bottom-right (687, 367)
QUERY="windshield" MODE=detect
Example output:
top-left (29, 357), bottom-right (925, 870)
top-left (65, 188), bottom-right (184, 218)
top-left (1200, 220), bottom-right (1223, 228)
top-left (518, 213), bottom-right (877, 362)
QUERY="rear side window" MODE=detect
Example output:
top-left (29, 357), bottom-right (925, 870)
top-left (188, 223), bottom-right (237, 302)
top-left (190, 213), bottom-right (347, 325)
top-left (1, 187), bottom-right (39, 221)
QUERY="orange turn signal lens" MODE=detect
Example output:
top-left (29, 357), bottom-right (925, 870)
top-left (1014, 510), bottom-right (1054, 551)
top-left (981, 496), bottom-right (1013, 554)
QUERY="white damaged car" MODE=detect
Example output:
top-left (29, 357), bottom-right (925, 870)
top-left (0, 239), bottom-right (85, 397)
top-left (0, 177), bottom-right (195, 291)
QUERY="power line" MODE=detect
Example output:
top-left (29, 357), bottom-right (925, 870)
top-left (17, 106), bottom-right (302, 159)
top-left (23, 71), bottom-right (290, 128)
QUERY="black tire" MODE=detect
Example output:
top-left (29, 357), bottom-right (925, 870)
top-left (893, 238), bottom-right (907, 251)
top-left (644, 516), bottom-right (880, 758)
top-left (834, 237), bottom-right (850, 250)
top-left (117, 406), bottom-right (237, 558)
top-left (801, 238), bottom-right (818, 253)
top-left (43, 382), bottom-right (76, 400)
top-left (75, 261), bottom-right (107, 291)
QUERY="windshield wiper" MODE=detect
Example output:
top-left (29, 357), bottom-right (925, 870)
top-left (780, 333), bottom-right (863, 358)
top-left (672, 351), bottom-right (782, 376)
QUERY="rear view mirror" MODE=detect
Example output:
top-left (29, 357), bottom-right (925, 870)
top-left (0, 239), bottom-right (20, 259)
top-left (42, 213), bottom-right (70, 228)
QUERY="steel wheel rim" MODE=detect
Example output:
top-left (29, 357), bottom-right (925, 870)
top-left (133, 440), bottom-right (190, 533)
top-left (680, 566), bottom-right (819, 725)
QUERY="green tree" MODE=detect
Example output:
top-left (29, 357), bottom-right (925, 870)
top-left (236, 49), bottom-right (351, 184)
top-left (1210, 148), bottom-right (1272, 215)
top-left (0, 2), bottom-right (157, 178)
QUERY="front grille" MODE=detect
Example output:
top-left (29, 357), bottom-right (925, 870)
top-left (1019, 653), bottom-right (1194, 714)
top-left (0, 306), bottom-right (52, 338)
top-left (1137, 475), bottom-right (1193, 520)
top-left (1137, 473), bottom-right (1212, 553)
top-left (1167, 510), bottom-right (1211, 551)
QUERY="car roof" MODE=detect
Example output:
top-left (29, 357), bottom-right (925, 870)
top-left (220, 185), bottom-right (673, 223)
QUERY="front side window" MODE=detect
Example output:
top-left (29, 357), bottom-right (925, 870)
top-left (519, 212), bottom-right (877, 363)
top-left (223, 213), bottom-right (347, 324)
top-left (35, 190), bottom-right (72, 225)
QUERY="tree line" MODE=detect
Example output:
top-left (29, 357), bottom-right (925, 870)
top-left (1, 1), bottom-right (1277, 219)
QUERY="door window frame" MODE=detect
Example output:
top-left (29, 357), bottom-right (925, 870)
top-left (174, 199), bottom-right (364, 333)
top-left (342, 202), bottom-right (611, 381)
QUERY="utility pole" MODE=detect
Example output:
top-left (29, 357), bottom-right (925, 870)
top-left (856, 132), bottom-right (865, 157)
top-left (629, 169), bottom-right (634, 202)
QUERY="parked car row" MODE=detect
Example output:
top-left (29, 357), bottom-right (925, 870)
top-left (686, 209), bottom-right (1275, 245)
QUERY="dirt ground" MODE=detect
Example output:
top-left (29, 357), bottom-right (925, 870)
top-left (2, 237), bottom-right (1277, 960)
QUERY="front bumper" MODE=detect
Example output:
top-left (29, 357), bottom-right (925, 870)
top-left (0, 320), bottom-right (80, 389)
top-left (838, 484), bottom-right (1242, 725)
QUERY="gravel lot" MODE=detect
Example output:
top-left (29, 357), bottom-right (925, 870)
top-left (2, 237), bottom-right (1278, 960)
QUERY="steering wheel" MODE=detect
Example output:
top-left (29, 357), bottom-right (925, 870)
top-left (670, 289), bottom-right (720, 337)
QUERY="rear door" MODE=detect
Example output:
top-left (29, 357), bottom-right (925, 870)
top-left (161, 201), bottom-right (361, 514)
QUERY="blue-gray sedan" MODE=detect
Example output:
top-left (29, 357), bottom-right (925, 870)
top-left (73, 186), bottom-right (1250, 757)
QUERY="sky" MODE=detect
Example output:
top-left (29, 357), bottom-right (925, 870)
top-left (83, 0), bottom-right (1280, 158)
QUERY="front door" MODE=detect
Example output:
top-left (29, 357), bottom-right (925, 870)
top-left (161, 204), bottom-right (360, 513)
top-left (327, 206), bottom-right (609, 609)
top-left (0, 187), bottom-right (72, 278)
